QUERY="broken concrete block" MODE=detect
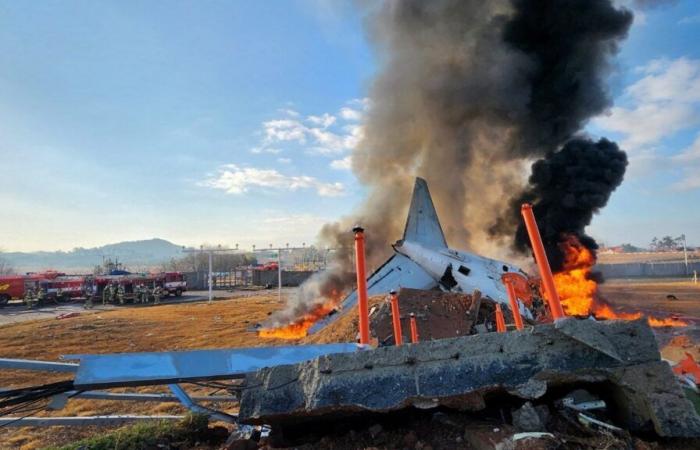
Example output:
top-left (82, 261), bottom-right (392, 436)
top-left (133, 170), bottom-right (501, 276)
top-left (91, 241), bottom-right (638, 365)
top-left (239, 319), bottom-right (700, 438)
top-left (512, 402), bottom-right (545, 432)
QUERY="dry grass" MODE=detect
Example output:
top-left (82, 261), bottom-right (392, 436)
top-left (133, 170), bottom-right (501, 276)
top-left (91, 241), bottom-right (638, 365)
top-left (597, 251), bottom-right (700, 264)
top-left (1, 281), bottom-right (699, 449)
top-left (0, 293), bottom-right (288, 450)
top-left (599, 279), bottom-right (700, 318)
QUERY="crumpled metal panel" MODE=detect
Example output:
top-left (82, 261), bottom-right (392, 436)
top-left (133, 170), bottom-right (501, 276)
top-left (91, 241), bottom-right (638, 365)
top-left (67, 344), bottom-right (360, 389)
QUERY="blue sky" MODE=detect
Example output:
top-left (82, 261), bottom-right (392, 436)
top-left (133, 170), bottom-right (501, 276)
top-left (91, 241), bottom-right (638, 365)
top-left (0, 0), bottom-right (698, 252)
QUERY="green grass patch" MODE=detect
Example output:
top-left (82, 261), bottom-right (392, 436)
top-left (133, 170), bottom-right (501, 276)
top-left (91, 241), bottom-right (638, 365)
top-left (43, 413), bottom-right (220, 450)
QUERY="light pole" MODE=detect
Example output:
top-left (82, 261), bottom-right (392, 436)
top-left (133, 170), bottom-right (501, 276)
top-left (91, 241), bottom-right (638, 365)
top-left (253, 244), bottom-right (307, 304)
top-left (182, 245), bottom-right (234, 303)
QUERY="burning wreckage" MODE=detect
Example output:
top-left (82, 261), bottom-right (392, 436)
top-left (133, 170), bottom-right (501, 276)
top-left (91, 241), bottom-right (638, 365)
top-left (1, 177), bottom-right (699, 448)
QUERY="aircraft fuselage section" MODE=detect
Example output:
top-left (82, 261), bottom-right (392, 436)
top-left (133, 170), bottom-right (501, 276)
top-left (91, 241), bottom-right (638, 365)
top-left (395, 240), bottom-right (523, 304)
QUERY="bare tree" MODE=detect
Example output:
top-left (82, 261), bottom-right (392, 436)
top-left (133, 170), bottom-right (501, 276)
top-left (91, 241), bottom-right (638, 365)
top-left (0, 250), bottom-right (14, 275)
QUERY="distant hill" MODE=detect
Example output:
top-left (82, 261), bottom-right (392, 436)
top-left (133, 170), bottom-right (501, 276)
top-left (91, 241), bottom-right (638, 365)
top-left (3, 238), bottom-right (185, 273)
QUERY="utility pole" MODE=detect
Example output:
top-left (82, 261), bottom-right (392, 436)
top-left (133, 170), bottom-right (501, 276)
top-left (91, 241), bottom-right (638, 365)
top-left (682, 234), bottom-right (689, 275)
top-left (182, 245), bottom-right (235, 303)
top-left (253, 244), bottom-right (306, 304)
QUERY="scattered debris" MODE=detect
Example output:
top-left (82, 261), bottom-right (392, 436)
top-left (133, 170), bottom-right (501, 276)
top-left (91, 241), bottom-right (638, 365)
top-left (240, 319), bottom-right (700, 445)
top-left (512, 402), bottom-right (548, 432)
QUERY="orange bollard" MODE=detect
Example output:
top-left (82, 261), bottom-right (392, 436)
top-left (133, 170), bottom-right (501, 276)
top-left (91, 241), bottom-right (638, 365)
top-left (503, 278), bottom-right (524, 330)
top-left (353, 226), bottom-right (370, 345)
top-left (495, 304), bottom-right (507, 333)
top-left (409, 313), bottom-right (419, 343)
top-left (389, 290), bottom-right (403, 346)
top-left (520, 203), bottom-right (565, 320)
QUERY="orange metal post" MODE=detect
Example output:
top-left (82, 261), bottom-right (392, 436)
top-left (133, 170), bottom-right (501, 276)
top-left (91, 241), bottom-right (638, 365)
top-left (389, 290), bottom-right (403, 346)
top-left (353, 226), bottom-right (370, 345)
top-left (503, 279), bottom-right (524, 330)
top-left (495, 304), bottom-right (507, 333)
top-left (409, 313), bottom-right (419, 343)
top-left (520, 203), bottom-right (565, 320)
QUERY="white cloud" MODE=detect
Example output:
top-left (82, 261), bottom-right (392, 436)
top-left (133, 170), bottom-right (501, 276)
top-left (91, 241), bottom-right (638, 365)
top-left (339, 107), bottom-right (362, 121)
top-left (679, 14), bottom-right (700, 25)
top-left (261, 106), bottom-right (364, 154)
top-left (307, 113), bottom-right (336, 128)
top-left (596, 103), bottom-right (696, 149)
top-left (278, 108), bottom-right (300, 117)
top-left (202, 164), bottom-right (344, 197)
top-left (263, 119), bottom-right (307, 143)
top-left (250, 147), bottom-right (282, 154)
top-left (628, 58), bottom-right (700, 103)
top-left (330, 155), bottom-right (352, 170)
top-left (671, 134), bottom-right (700, 190)
top-left (594, 57), bottom-right (700, 151)
top-left (277, 157), bottom-right (292, 164)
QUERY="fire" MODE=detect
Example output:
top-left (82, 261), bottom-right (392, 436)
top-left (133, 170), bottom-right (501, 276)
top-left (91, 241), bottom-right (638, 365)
top-left (552, 235), bottom-right (687, 328)
top-left (258, 294), bottom-right (340, 340)
top-left (258, 301), bottom-right (336, 339)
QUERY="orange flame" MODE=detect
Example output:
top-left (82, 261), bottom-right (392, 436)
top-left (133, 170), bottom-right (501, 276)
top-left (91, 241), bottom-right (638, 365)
top-left (258, 292), bottom-right (341, 340)
top-left (553, 235), bottom-right (686, 328)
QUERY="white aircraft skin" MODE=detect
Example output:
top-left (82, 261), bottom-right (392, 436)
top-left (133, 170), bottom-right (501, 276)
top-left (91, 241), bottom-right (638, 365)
top-left (395, 240), bottom-right (525, 306)
top-left (308, 177), bottom-right (531, 335)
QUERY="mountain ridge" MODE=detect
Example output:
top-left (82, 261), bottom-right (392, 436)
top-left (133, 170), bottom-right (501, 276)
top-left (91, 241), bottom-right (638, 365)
top-left (2, 238), bottom-right (185, 272)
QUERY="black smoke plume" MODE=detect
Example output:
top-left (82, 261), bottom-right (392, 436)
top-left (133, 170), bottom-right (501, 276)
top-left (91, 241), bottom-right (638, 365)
top-left (510, 138), bottom-right (628, 271)
top-left (265, 0), bottom-right (633, 328)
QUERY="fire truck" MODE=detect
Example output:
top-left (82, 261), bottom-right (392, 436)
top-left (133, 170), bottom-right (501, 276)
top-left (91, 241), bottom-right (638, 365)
top-left (0, 276), bottom-right (29, 305)
top-left (162, 272), bottom-right (186, 297)
top-left (0, 271), bottom-right (66, 305)
top-left (0, 271), bottom-right (186, 306)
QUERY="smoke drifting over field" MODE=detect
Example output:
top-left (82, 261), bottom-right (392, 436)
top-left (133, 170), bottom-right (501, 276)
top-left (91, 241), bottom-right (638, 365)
top-left (266, 0), bottom-right (633, 328)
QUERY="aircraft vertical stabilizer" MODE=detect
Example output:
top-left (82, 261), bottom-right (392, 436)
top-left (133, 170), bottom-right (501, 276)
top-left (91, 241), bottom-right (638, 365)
top-left (402, 177), bottom-right (447, 248)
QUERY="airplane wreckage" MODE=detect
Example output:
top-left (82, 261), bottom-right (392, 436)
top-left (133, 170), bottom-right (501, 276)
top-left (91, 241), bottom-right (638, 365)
top-left (1, 178), bottom-right (699, 445)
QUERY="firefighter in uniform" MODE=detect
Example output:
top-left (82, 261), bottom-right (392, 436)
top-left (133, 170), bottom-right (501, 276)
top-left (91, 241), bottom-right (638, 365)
top-left (142, 284), bottom-right (151, 304)
top-left (102, 283), bottom-right (111, 305)
top-left (116, 283), bottom-right (125, 305)
top-left (35, 285), bottom-right (45, 307)
top-left (135, 284), bottom-right (143, 304)
top-left (153, 285), bottom-right (162, 305)
top-left (84, 284), bottom-right (94, 309)
top-left (24, 286), bottom-right (36, 309)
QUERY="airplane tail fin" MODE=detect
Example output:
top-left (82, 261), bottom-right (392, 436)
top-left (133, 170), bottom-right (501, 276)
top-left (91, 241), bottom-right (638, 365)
top-left (402, 177), bottom-right (447, 248)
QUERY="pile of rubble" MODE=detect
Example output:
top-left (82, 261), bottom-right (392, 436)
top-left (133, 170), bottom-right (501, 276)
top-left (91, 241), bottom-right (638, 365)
top-left (233, 318), bottom-right (700, 449)
top-left (304, 288), bottom-right (524, 346)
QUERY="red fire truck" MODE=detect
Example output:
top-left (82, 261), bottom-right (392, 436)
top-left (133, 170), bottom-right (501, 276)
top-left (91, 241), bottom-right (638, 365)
top-left (0, 271), bottom-right (186, 306)
top-left (0, 276), bottom-right (28, 305)
top-left (162, 272), bottom-right (186, 297)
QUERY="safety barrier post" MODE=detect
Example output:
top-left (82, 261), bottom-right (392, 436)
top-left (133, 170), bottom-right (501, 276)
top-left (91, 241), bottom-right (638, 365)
top-left (353, 226), bottom-right (370, 345)
top-left (389, 290), bottom-right (403, 346)
top-left (520, 204), bottom-right (565, 320)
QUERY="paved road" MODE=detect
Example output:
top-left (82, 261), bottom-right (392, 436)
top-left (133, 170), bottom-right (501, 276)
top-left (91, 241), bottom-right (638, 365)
top-left (0, 288), bottom-right (290, 326)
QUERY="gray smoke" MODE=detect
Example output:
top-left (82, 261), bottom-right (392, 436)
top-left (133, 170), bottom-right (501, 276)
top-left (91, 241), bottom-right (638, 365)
top-left (265, 0), bottom-right (633, 328)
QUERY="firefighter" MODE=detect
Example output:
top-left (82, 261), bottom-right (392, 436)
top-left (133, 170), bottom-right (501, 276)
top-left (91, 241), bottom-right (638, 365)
top-left (135, 284), bottom-right (144, 304)
top-left (55, 288), bottom-right (64, 304)
top-left (35, 285), bottom-right (45, 307)
top-left (116, 283), bottom-right (125, 305)
top-left (24, 286), bottom-right (36, 309)
top-left (102, 283), bottom-right (111, 305)
top-left (153, 285), bottom-right (162, 305)
top-left (84, 284), bottom-right (94, 309)
top-left (142, 284), bottom-right (151, 304)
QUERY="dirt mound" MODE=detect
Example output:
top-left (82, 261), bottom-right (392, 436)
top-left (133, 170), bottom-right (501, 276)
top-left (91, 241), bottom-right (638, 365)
top-left (304, 288), bottom-right (523, 346)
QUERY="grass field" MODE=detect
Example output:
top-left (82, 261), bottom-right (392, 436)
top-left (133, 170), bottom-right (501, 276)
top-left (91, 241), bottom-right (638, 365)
top-left (0, 280), bottom-right (699, 449)
top-left (0, 292), bottom-right (295, 450)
